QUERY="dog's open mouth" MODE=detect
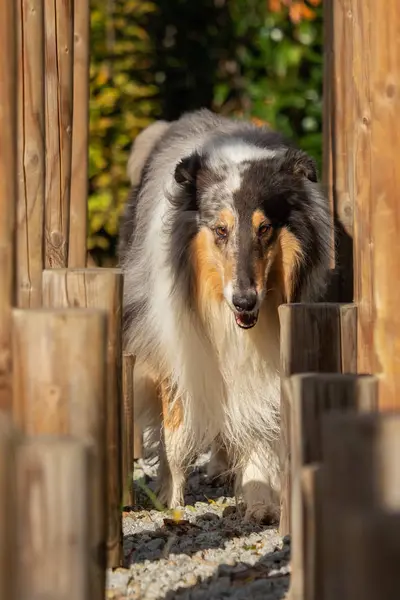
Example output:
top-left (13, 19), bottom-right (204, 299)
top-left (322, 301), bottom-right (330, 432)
top-left (234, 310), bottom-right (259, 329)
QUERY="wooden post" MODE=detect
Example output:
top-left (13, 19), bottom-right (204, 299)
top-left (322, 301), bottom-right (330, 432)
top-left (69, 0), bottom-right (89, 268)
top-left (16, 0), bottom-right (45, 308)
top-left (322, 0), bottom-right (354, 303)
top-left (0, 413), bottom-right (17, 600)
top-left (0, 1), bottom-right (17, 412)
top-left (321, 412), bottom-right (400, 600)
top-left (122, 352), bottom-right (135, 507)
top-left (42, 267), bottom-right (124, 567)
top-left (44, 0), bottom-right (74, 267)
top-left (134, 422), bottom-right (144, 460)
top-left (12, 307), bottom-right (108, 599)
top-left (288, 373), bottom-right (378, 600)
top-left (335, 0), bottom-right (400, 410)
top-left (278, 303), bottom-right (357, 536)
top-left (16, 436), bottom-right (91, 600)
top-left (298, 464), bottom-right (322, 600)
top-left (341, 511), bottom-right (400, 600)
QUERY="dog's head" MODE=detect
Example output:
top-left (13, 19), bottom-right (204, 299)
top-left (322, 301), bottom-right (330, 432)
top-left (171, 140), bottom-right (331, 329)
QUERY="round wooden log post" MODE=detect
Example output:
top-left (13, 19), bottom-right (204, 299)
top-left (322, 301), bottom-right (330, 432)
top-left (322, 0), bottom-right (354, 303)
top-left (44, 0), bottom-right (74, 267)
top-left (341, 511), bottom-right (400, 600)
top-left (16, 0), bottom-right (45, 308)
top-left (298, 464), bottom-right (322, 600)
top-left (69, 0), bottom-right (90, 268)
top-left (134, 422), bottom-right (144, 460)
top-left (42, 267), bottom-right (124, 567)
top-left (0, 0), bottom-right (17, 412)
top-left (122, 352), bottom-right (135, 507)
top-left (288, 373), bottom-right (378, 600)
top-left (321, 412), bottom-right (400, 600)
top-left (278, 303), bottom-right (357, 536)
top-left (0, 413), bottom-right (17, 600)
top-left (16, 436), bottom-right (91, 600)
top-left (12, 307), bottom-right (108, 599)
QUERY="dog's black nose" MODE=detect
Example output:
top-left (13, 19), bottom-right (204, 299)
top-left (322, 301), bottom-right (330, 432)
top-left (232, 289), bottom-right (258, 312)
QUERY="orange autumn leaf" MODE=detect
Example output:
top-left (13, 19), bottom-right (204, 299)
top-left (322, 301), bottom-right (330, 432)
top-left (268, 0), bottom-right (284, 12)
top-left (268, 0), bottom-right (319, 22)
top-left (251, 116), bottom-right (272, 128)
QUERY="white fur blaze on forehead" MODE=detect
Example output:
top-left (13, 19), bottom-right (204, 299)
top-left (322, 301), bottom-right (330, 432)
top-left (209, 140), bottom-right (284, 167)
top-left (225, 167), bottom-right (242, 194)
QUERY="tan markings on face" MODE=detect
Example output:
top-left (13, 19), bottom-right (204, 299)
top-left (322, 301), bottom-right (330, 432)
top-left (252, 209), bottom-right (274, 293)
top-left (218, 208), bottom-right (235, 230)
top-left (159, 379), bottom-right (183, 431)
top-left (275, 227), bottom-right (304, 301)
top-left (252, 209), bottom-right (269, 231)
top-left (191, 228), bottom-right (225, 310)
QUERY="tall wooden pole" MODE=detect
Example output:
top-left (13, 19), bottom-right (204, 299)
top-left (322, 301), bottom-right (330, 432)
top-left (69, 0), bottom-right (89, 267)
top-left (44, 0), bottom-right (74, 268)
top-left (322, 0), bottom-right (354, 303)
top-left (16, 0), bottom-right (45, 308)
top-left (0, 1), bottom-right (17, 411)
top-left (352, 1), bottom-right (400, 409)
top-left (327, 1), bottom-right (400, 409)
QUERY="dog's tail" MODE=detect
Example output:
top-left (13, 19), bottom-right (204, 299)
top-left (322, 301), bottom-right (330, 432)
top-left (127, 120), bottom-right (170, 187)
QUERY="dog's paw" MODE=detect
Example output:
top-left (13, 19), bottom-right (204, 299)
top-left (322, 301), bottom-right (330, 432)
top-left (243, 501), bottom-right (280, 525)
top-left (154, 475), bottom-right (184, 508)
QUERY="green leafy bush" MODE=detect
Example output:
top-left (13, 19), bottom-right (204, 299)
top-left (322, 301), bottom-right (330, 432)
top-left (88, 0), bottom-right (160, 262)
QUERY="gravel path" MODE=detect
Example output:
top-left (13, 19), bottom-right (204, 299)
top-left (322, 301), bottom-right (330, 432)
top-left (106, 452), bottom-right (291, 600)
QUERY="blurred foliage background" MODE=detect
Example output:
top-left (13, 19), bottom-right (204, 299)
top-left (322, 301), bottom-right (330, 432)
top-left (88, 0), bottom-right (323, 264)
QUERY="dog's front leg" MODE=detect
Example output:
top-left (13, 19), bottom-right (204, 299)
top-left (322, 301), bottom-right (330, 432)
top-left (239, 440), bottom-right (280, 524)
top-left (156, 425), bottom-right (189, 508)
top-left (156, 382), bottom-right (191, 508)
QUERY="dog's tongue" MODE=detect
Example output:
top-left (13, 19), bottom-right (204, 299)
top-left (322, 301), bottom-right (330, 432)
top-left (235, 312), bottom-right (257, 329)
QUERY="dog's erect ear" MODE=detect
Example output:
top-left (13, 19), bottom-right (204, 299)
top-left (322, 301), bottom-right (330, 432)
top-left (174, 152), bottom-right (202, 187)
top-left (283, 148), bottom-right (318, 183)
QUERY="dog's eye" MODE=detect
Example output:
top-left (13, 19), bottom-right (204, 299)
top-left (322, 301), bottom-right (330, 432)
top-left (215, 225), bottom-right (228, 239)
top-left (258, 223), bottom-right (271, 236)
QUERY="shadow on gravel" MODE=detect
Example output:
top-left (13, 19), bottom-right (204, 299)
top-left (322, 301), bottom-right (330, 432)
top-left (161, 544), bottom-right (290, 600)
top-left (123, 503), bottom-right (278, 567)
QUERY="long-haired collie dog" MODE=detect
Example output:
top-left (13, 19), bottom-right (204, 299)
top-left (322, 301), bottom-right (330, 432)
top-left (119, 109), bottom-right (332, 523)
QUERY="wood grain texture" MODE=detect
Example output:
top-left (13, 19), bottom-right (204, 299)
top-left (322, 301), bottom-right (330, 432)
top-left (321, 412), bottom-right (400, 600)
top-left (298, 465), bottom-right (322, 600)
top-left (122, 352), bottom-right (135, 506)
top-left (341, 511), bottom-right (400, 600)
top-left (351, 0), bottom-right (400, 409)
top-left (16, 0), bottom-right (45, 308)
top-left (68, 0), bottom-right (89, 267)
top-left (0, 1), bottom-right (17, 412)
top-left (16, 436), bottom-right (90, 600)
top-left (278, 303), bottom-right (357, 536)
top-left (12, 307), bottom-right (108, 599)
top-left (134, 422), bottom-right (144, 460)
top-left (0, 413), bottom-right (17, 600)
top-left (288, 373), bottom-right (378, 600)
top-left (42, 267), bottom-right (124, 567)
top-left (44, 0), bottom-right (74, 268)
top-left (323, 0), bottom-right (355, 302)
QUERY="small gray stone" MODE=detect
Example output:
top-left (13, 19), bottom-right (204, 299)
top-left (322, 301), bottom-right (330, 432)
top-left (146, 537), bottom-right (165, 551)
